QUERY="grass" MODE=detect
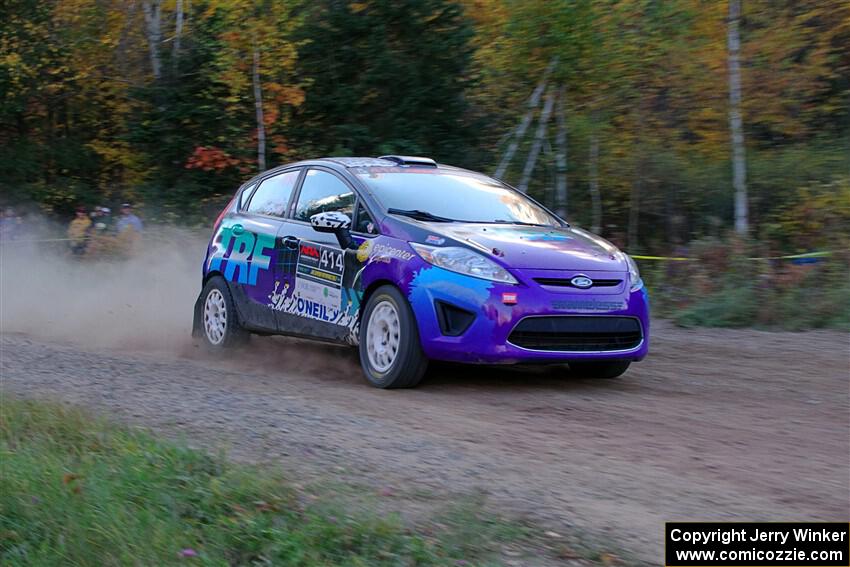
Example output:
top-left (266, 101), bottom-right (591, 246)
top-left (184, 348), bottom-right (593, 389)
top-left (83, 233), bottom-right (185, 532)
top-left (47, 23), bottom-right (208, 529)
top-left (640, 240), bottom-right (850, 331)
top-left (0, 398), bottom-right (561, 566)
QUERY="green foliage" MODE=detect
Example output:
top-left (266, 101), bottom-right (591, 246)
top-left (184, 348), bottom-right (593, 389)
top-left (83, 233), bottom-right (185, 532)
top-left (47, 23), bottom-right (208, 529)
top-left (0, 398), bottom-right (535, 566)
top-left (292, 0), bottom-right (479, 163)
top-left (642, 236), bottom-right (850, 330)
top-left (126, 4), bottom-right (247, 210)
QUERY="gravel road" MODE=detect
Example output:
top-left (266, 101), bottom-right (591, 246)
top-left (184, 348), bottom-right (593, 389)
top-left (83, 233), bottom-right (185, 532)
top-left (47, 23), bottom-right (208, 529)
top-left (2, 320), bottom-right (848, 562)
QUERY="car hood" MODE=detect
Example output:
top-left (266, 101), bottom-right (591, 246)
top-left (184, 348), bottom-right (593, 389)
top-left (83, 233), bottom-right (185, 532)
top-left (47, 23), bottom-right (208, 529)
top-left (425, 223), bottom-right (627, 271)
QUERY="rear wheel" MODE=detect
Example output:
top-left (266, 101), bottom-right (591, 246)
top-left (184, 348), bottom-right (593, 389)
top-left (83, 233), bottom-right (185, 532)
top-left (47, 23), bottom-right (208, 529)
top-left (569, 360), bottom-right (631, 379)
top-left (359, 285), bottom-right (428, 388)
top-left (201, 276), bottom-right (248, 349)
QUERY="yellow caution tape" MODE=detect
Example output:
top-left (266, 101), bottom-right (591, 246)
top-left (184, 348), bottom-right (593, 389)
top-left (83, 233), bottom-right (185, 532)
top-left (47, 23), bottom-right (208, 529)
top-left (630, 255), bottom-right (690, 261)
top-left (631, 251), bottom-right (834, 261)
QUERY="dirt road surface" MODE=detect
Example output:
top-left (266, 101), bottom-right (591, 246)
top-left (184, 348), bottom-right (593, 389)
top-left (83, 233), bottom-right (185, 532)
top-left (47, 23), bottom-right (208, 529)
top-left (2, 320), bottom-right (848, 563)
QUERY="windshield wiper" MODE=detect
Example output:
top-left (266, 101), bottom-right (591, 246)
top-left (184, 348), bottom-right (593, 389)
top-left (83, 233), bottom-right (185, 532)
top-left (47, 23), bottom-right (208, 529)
top-left (487, 219), bottom-right (553, 227)
top-left (387, 208), bottom-right (457, 222)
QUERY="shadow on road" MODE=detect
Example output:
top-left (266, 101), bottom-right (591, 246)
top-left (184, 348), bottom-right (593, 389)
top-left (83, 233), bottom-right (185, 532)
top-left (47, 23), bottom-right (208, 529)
top-left (204, 334), bottom-right (637, 393)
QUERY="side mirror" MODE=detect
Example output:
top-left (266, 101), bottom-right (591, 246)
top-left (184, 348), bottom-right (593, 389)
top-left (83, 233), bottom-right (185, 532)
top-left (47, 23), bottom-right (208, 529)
top-left (310, 212), bottom-right (354, 249)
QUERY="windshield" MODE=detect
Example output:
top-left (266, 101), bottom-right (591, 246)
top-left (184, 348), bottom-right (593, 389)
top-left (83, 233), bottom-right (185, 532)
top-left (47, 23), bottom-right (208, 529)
top-left (353, 167), bottom-right (562, 226)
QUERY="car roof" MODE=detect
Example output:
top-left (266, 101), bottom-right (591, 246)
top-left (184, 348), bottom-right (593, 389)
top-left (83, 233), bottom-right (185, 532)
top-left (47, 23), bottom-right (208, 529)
top-left (317, 156), bottom-right (470, 174)
top-left (240, 157), bottom-right (473, 190)
top-left (317, 157), bottom-right (398, 168)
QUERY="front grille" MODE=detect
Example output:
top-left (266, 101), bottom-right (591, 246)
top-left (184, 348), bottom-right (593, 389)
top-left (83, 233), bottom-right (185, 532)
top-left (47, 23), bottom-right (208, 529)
top-left (533, 277), bottom-right (621, 288)
top-left (508, 316), bottom-right (642, 352)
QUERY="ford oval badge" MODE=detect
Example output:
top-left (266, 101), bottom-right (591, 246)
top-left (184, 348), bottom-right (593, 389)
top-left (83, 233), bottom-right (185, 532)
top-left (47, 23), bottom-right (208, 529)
top-left (570, 275), bottom-right (593, 289)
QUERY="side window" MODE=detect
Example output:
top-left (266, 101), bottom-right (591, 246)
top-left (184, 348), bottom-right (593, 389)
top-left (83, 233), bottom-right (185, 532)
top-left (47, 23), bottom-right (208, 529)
top-left (293, 169), bottom-right (355, 222)
top-left (354, 204), bottom-right (378, 234)
top-left (246, 170), bottom-right (299, 217)
top-left (238, 182), bottom-right (257, 210)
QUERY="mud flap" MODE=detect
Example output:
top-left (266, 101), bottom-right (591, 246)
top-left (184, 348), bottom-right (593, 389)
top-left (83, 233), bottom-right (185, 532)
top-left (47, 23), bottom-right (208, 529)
top-left (191, 289), bottom-right (204, 338)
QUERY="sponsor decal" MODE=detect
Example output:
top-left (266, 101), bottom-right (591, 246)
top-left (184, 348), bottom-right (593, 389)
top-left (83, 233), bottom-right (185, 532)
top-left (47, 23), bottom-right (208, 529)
top-left (356, 239), bottom-right (373, 263)
top-left (551, 299), bottom-right (626, 311)
top-left (208, 224), bottom-right (274, 285)
top-left (295, 242), bottom-right (344, 316)
top-left (356, 240), bottom-right (413, 263)
top-left (501, 292), bottom-right (518, 305)
top-left (370, 243), bottom-right (414, 263)
top-left (268, 241), bottom-right (362, 331)
top-left (524, 232), bottom-right (572, 242)
top-left (425, 235), bottom-right (445, 245)
top-left (485, 226), bottom-right (572, 242)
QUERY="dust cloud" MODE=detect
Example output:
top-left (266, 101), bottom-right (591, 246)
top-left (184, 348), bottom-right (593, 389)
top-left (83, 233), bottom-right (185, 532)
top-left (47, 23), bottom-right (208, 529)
top-left (0, 226), bottom-right (206, 352)
top-left (0, 223), bottom-right (360, 377)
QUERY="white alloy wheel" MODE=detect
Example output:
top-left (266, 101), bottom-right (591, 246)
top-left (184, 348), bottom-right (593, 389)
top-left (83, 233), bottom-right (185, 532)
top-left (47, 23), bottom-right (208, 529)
top-left (366, 300), bottom-right (400, 372)
top-left (204, 288), bottom-right (228, 345)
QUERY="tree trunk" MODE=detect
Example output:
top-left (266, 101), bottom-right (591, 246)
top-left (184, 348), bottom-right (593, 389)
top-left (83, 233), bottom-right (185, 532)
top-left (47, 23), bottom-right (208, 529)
top-left (628, 175), bottom-right (641, 251)
top-left (172, 0), bottom-right (184, 71)
top-left (553, 84), bottom-right (568, 218)
top-left (589, 131), bottom-right (601, 234)
top-left (517, 88), bottom-right (555, 194)
top-left (628, 106), bottom-right (644, 251)
top-left (252, 46), bottom-right (266, 172)
top-left (141, 0), bottom-right (162, 80)
top-left (728, 0), bottom-right (748, 234)
top-left (493, 57), bottom-right (557, 180)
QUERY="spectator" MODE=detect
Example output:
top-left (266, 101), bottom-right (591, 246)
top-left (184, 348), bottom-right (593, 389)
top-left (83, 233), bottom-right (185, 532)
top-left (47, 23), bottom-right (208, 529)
top-left (0, 207), bottom-right (22, 241)
top-left (93, 206), bottom-right (113, 232)
top-left (85, 206), bottom-right (115, 257)
top-left (67, 206), bottom-right (92, 255)
top-left (116, 203), bottom-right (143, 235)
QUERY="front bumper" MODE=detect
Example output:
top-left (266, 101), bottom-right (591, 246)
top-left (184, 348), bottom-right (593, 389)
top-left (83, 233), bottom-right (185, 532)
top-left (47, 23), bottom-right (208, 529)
top-left (410, 267), bottom-right (650, 364)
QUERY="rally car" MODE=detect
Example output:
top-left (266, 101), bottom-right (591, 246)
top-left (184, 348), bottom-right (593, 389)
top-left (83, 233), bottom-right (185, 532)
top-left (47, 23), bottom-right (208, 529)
top-left (193, 156), bottom-right (649, 388)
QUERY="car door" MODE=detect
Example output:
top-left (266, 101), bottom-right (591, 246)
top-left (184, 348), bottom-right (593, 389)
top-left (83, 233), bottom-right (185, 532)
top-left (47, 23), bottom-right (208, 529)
top-left (218, 167), bottom-right (301, 331)
top-left (272, 167), bottom-right (369, 342)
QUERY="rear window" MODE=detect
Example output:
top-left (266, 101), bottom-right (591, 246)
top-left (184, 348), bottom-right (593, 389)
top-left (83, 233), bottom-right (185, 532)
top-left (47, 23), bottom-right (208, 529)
top-left (353, 168), bottom-right (561, 226)
top-left (246, 170), bottom-right (299, 217)
top-left (238, 182), bottom-right (257, 210)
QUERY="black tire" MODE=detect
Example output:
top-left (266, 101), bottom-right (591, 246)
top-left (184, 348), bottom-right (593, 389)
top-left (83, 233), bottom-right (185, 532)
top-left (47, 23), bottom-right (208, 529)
top-left (569, 360), bottom-right (631, 379)
top-left (358, 285), bottom-right (428, 388)
top-left (199, 276), bottom-right (249, 349)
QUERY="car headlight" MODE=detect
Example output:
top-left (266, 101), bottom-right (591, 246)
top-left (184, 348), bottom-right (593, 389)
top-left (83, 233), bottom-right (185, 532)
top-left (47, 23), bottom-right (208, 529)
top-left (623, 253), bottom-right (643, 291)
top-left (409, 243), bottom-right (518, 284)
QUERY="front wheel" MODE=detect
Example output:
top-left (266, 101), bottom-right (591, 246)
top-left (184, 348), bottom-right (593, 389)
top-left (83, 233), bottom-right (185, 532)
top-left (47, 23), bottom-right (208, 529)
top-left (359, 285), bottom-right (428, 388)
top-left (569, 360), bottom-right (631, 379)
top-left (200, 276), bottom-right (249, 349)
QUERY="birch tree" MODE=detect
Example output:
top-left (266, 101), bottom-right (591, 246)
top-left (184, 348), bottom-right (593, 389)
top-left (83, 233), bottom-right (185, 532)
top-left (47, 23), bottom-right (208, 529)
top-left (141, 0), bottom-right (162, 80)
top-left (588, 131), bottom-right (601, 234)
top-left (172, 0), bottom-right (185, 69)
top-left (517, 88), bottom-right (555, 193)
top-left (211, 0), bottom-right (302, 172)
top-left (727, 0), bottom-right (748, 234)
top-left (493, 57), bottom-right (557, 180)
top-left (252, 45), bottom-right (266, 171)
top-left (553, 84), bottom-right (568, 218)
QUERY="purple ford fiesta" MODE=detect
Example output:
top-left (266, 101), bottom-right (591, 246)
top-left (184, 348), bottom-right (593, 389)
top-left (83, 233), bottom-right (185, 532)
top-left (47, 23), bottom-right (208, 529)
top-left (193, 156), bottom-right (650, 388)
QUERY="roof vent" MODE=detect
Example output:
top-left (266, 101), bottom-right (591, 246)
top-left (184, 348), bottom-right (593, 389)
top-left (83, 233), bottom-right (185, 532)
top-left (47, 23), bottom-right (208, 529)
top-left (378, 155), bottom-right (437, 167)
